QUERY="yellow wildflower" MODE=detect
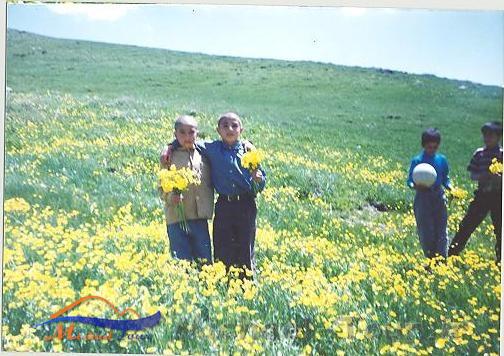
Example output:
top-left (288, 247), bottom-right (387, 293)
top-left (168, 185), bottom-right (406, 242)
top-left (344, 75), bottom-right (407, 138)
top-left (489, 158), bottom-right (503, 175)
top-left (435, 338), bottom-right (447, 349)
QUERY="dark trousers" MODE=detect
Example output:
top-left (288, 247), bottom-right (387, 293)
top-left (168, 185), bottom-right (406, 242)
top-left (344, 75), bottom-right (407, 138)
top-left (449, 190), bottom-right (502, 262)
top-left (213, 195), bottom-right (257, 276)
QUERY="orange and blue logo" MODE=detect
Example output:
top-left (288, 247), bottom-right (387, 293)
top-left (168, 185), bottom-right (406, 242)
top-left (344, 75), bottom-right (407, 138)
top-left (33, 295), bottom-right (161, 340)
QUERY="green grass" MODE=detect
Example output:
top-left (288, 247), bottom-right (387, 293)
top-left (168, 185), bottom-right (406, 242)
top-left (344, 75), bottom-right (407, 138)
top-left (7, 29), bottom-right (502, 163)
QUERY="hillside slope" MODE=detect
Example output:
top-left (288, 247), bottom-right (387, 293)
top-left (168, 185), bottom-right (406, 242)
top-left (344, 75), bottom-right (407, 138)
top-left (6, 29), bottom-right (503, 168)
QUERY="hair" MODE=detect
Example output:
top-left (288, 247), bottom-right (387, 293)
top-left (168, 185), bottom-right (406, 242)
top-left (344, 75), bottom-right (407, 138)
top-left (481, 121), bottom-right (503, 136)
top-left (421, 128), bottom-right (441, 146)
top-left (174, 115), bottom-right (198, 130)
top-left (217, 112), bottom-right (242, 127)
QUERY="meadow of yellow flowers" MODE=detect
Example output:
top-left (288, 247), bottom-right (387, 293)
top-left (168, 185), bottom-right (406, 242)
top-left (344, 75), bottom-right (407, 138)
top-left (2, 92), bottom-right (500, 355)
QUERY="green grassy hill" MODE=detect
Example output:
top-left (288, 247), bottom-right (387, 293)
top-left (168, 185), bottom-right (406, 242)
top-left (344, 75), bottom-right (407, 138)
top-left (3, 29), bottom-right (502, 354)
top-left (7, 29), bottom-right (502, 163)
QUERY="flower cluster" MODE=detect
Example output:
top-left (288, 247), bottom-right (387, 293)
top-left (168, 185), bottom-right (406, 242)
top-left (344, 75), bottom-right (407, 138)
top-left (241, 149), bottom-right (265, 194)
top-left (158, 165), bottom-right (200, 194)
top-left (241, 149), bottom-right (265, 171)
top-left (4, 197), bottom-right (31, 213)
top-left (448, 187), bottom-right (469, 200)
top-left (158, 165), bottom-right (200, 232)
top-left (489, 158), bottom-right (503, 175)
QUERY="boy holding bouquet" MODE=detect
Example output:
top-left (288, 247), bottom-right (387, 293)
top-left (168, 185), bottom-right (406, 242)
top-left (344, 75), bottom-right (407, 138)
top-left (162, 112), bottom-right (266, 277)
top-left (449, 121), bottom-right (503, 264)
top-left (159, 115), bottom-right (214, 264)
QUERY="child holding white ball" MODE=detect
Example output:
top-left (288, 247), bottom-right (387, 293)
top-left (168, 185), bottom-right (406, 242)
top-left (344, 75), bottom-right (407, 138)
top-left (407, 128), bottom-right (453, 259)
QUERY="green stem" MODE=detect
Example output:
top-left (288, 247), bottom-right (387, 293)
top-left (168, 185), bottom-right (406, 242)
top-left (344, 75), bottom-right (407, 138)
top-left (176, 203), bottom-right (189, 233)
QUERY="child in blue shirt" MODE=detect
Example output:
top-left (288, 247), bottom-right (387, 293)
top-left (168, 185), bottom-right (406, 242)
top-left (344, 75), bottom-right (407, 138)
top-left (407, 128), bottom-right (452, 259)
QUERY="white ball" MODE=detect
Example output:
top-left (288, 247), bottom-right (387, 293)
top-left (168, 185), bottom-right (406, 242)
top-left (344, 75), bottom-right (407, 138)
top-left (412, 163), bottom-right (437, 187)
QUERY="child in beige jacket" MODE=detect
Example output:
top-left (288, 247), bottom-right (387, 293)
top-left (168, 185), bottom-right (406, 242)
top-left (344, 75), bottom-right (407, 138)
top-left (159, 115), bottom-right (214, 263)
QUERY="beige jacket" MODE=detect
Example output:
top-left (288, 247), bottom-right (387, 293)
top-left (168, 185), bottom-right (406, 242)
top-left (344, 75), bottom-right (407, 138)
top-left (159, 147), bottom-right (214, 225)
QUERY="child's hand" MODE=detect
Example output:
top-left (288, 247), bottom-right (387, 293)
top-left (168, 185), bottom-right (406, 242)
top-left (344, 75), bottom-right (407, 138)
top-left (445, 187), bottom-right (453, 201)
top-left (243, 140), bottom-right (256, 152)
top-left (160, 145), bottom-right (174, 166)
top-left (251, 169), bottom-right (263, 183)
top-left (172, 193), bottom-right (183, 205)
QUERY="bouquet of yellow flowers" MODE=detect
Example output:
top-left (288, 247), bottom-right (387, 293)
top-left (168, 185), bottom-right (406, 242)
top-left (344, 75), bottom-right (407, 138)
top-left (447, 187), bottom-right (468, 200)
top-left (158, 165), bottom-right (201, 232)
top-left (489, 158), bottom-right (503, 175)
top-left (241, 149), bottom-right (265, 194)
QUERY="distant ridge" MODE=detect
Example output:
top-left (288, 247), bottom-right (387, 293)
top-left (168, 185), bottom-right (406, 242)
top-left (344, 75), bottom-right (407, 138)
top-left (6, 28), bottom-right (500, 89)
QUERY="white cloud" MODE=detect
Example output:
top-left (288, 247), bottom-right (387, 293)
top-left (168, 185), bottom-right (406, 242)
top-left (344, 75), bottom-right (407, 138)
top-left (46, 3), bottom-right (137, 22)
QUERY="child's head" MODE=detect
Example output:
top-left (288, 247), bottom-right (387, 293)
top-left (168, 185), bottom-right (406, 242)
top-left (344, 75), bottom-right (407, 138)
top-left (481, 121), bottom-right (503, 148)
top-left (174, 115), bottom-right (198, 149)
top-left (217, 112), bottom-right (243, 145)
top-left (421, 128), bottom-right (441, 156)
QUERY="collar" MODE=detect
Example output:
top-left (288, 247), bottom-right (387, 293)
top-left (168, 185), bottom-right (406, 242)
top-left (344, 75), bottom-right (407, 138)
top-left (484, 145), bottom-right (501, 152)
top-left (421, 150), bottom-right (435, 159)
top-left (221, 140), bottom-right (242, 150)
top-left (175, 145), bottom-right (195, 152)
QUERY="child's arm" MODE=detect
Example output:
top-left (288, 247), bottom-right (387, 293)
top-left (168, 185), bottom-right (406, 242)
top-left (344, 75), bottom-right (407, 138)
top-left (164, 139), bottom-right (255, 164)
top-left (406, 159), bottom-right (416, 189)
top-left (160, 140), bottom-right (208, 165)
top-left (243, 140), bottom-right (255, 152)
top-left (467, 150), bottom-right (495, 182)
top-left (470, 171), bottom-right (493, 181)
top-left (160, 146), bottom-right (172, 169)
top-left (469, 167), bottom-right (498, 182)
top-left (251, 167), bottom-right (267, 192)
top-left (170, 139), bottom-right (211, 154)
top-left (443, 158), bottom-right (452, 191)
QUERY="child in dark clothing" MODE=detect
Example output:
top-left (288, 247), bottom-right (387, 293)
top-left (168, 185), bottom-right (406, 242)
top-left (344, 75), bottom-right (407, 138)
top-left (449, 121), bottom-right (503, 264)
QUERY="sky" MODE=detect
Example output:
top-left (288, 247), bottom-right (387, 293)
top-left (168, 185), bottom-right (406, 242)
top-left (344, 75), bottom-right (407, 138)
top-left (6, 4), bottom-right (504, 86)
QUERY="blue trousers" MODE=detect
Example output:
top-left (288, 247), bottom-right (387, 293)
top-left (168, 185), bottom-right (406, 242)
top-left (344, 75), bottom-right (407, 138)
top-left (413, 188), bottom-right (448, 258)
top-left (167, 219), bottom-right (212, 263)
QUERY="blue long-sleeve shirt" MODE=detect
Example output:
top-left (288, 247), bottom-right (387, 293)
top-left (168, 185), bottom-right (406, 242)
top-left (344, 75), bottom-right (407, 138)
top-left (171, 139), bottom-right (266, 195)
top-left (407, 151), bottom-right (451, 191)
